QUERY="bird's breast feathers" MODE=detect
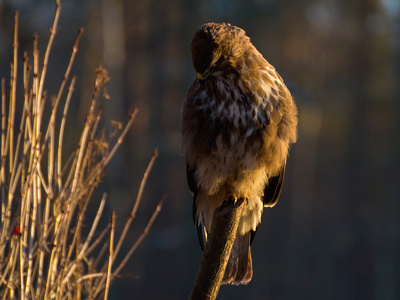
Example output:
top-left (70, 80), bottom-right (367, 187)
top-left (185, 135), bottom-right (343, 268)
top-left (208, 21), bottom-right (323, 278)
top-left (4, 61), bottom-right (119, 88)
top-left (181, 62), bottom-right (297, 196)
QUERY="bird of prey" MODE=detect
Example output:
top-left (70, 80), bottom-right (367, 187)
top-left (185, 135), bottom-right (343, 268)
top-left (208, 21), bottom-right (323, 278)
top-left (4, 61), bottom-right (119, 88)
top-left (180, 22), bottom-right (298, 285)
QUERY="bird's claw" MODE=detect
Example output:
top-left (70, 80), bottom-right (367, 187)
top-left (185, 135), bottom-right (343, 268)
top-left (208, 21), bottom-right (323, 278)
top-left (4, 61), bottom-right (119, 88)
top-left (215, 194), bottom-right (248, 216)
top-left (222, 194), bottom-right (248, 207)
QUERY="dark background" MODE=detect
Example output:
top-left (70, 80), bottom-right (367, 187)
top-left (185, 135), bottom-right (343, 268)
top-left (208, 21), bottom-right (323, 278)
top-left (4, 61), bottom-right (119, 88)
top-left (1, 0), bottom-right (399, 299)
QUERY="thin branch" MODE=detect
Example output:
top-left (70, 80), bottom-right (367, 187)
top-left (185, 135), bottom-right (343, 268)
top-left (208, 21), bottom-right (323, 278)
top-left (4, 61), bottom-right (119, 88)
top-left (91, 241), bottom-right (109, 276)
top-left (93, 196), bottom-right (165, 299)
top-left (57, 76), bottom-right (76, 191)
top-left (36, 0), bottom-right (61, 110)
top-left (0, 12), bottom-right (19, 254)
top-left (104, 212), bottom-right (115, 300)
top-left (0, 78), bottom-right (7, 245)
top-left (63, 183), bottom-right (97, 272)
top-left (43, 28), bottom-right (83, 144)
top-left (1, 77), bottom-right (5, 170)
top-left (85, 223), bottom-right (111, 258)
top-left (78, 273), bottom-right (104, 284)
top-left (112, 148), bottom-right (157, 261)
top-left (61, 193), bottom-right (107, 286)
top-left (102, 109), bottom-right (138, 167)
top-left (8, 11), bottom-right (19, 173)
top-left (113, 196), bottom-right (165, 278)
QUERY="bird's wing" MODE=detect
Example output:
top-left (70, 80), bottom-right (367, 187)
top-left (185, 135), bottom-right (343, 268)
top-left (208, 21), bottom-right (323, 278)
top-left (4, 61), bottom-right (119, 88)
top-left (186, 164), bottom-right (198, 222)
top-left (249, 165), bottom-right (285, 245)
top-left (187, 164), bottom-right (207, 250)
top-left (263, 164), bottom-right (286, 208)
top-left (186, 164), bottom-right (197, 196)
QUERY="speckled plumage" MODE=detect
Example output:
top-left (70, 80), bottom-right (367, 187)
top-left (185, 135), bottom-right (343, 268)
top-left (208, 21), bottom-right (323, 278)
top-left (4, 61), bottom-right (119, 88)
top-left (180, 22), bottom-right (298, 285)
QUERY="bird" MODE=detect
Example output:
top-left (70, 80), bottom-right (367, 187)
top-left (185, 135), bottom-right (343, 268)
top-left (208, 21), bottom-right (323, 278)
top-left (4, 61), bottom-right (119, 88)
top-left (180, 22), bottom-right (298, 285)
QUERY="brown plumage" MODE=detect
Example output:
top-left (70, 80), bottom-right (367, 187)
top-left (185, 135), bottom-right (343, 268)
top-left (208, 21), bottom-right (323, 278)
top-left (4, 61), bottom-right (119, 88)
top-left (180, 22), bottom-right (298, 285)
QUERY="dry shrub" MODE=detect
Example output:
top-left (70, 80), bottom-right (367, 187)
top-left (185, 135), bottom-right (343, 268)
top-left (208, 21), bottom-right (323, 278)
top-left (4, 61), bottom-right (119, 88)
top-left (0, 2), bottom-right (162, 299)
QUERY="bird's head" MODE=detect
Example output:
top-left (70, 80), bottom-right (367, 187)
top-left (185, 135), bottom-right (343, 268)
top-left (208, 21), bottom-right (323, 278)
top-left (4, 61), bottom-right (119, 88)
top-left (191, 22), bottom-right (248, 81)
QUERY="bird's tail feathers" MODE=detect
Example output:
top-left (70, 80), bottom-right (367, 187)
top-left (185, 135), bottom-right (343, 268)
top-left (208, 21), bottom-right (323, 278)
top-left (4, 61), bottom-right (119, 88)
top-left (222, 231), bottom-right (253, 285)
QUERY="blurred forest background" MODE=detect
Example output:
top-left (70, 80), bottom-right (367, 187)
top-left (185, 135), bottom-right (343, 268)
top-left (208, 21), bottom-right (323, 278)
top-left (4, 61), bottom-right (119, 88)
top-left (1, 0), bottom-right (399, 299)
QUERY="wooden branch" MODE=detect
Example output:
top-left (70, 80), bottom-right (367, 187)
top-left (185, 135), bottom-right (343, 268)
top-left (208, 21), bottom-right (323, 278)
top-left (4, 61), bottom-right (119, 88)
top-left (189, 196), bottom-right (245, 300)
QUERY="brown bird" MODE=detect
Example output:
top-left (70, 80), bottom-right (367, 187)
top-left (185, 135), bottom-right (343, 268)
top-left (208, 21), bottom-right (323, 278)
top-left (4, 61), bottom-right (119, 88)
top-left (180, 22), bottom-right (298, 285)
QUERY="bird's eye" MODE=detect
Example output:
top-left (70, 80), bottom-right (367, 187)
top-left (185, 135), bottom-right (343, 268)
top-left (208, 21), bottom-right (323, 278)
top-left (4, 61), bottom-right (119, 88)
top-left (211, 63), bottom-right (218, 70)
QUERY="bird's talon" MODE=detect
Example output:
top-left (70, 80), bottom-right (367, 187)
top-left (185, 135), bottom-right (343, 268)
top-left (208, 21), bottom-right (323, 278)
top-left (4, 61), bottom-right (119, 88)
top-left (223, 194), bottom-right (237, 206)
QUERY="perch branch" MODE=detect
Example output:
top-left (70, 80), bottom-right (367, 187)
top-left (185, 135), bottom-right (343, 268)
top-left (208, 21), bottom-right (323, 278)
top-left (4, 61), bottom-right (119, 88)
top-left (189, 196), bottom-right (245, 300)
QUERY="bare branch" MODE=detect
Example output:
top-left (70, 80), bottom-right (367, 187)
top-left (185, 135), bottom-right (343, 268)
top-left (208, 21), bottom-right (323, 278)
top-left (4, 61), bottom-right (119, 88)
top-left (189, 197), bottom-right (245, 300)
top-left (113, 196), bottom-right (165, 278)
top-left (104, 212), bottom-right (115, 300)
top-left (112, 148), bottom-right (158, 261)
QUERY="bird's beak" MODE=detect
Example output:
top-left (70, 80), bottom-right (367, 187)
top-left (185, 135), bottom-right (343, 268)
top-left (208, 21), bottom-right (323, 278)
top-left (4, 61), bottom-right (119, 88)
top-left (197, 72), bottom-right (205, 80)
top-left (197, 68), bottom-right (212, 81)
